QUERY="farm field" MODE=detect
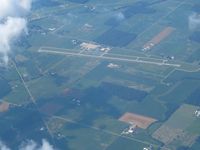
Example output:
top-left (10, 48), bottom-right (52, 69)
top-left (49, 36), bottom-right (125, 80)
top-left (0, 0), bottom-right (200, 149)
top-left (153, 104), bottom-right (200, 149)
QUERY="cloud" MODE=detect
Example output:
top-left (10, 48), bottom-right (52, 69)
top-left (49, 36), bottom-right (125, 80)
top-left (20, 140), bottom-right (37, 150)
top-left (115, 12), bottom-right (125, 21)
top-left (0, 0), bottom-right (32, 19)
top-left (0, 140), bottom-right (10, 150)
top-left (20, 139), bottom-right (56, 150)
top-left (0, 17), bottom-right (27, 64)
top-left (189, 12), bottom-right (200, 31)
top-left (0, 139), bottom-right (56, 150)
top-left (0, 0), bottom-right (32, 64)
top-left (38, 139), bottom-right (55, 150)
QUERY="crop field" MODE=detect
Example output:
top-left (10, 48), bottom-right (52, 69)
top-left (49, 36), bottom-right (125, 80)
top-left (0, 0), bottom-right (200, 149)
top-left (143, 26), bottom-right (175, 50)
top-left (0, 102), bottom-right (10, 112)
top-left (119, 112), bottom-right (157, 129)
top-left (153, 104), bottom-right (200, 149)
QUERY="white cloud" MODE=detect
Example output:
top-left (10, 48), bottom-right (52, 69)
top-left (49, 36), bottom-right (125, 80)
top-left (20, 139), bottom-right (55, 150)
top-left (38, 139), bottom-right (55, 150)
top-left (19, 0), bottom-right (32, 11)
top-left (0, 0), bottom-right (32, 19)
top-left (189, 12), bottom-right (200, 31)
top-left (115, 12), bottom-right (125, 21)
top-left (20, 140), bottom-right (37, 150)
top-left (0, 17), bottom-right (27, 64)
top-left (0, 0), bottom-right (32, 64)
top-left (0, 139), bottom-right (56, 150)
top-left (0, 141), bottom-right (11, 150)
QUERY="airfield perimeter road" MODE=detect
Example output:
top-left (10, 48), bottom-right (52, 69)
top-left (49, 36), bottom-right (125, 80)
top-left (38, 49), bottom-right (181, 68)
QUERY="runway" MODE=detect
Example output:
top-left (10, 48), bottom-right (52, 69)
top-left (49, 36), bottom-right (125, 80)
top-left (38, 48), bottom-right (181, 67)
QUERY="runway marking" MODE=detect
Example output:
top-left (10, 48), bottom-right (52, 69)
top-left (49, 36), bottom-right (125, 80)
top-left (38, 49), bottom-right (181, 67)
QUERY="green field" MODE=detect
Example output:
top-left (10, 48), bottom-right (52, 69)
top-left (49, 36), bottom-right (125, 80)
top-left (0, 0), bottom-right (200, 149)
top-left (153, 104), bottom-right (200, 149)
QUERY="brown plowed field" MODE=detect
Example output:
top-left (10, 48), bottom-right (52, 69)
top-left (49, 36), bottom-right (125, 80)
top-left (0, 102), bottom-right (10, 112)
top-left (143, 26), bottom-right (175, 48)
top-left (119, 112), bottom-right (157, 129)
